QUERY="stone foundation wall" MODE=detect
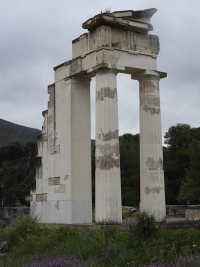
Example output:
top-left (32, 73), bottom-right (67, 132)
top-left (166, 205), bottom-right (200, 221)
top-left (0, 207), bottom-right (30, 224)
top-left (166, 205), bottom-right (187, 217)
top-left (185, 206), bottom-right (200, 221)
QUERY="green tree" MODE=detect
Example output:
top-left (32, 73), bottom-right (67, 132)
top-left (163, 124), bottom-right (192, 204)
top-left (91, 134), bottom-right (140, 208)
top-left (119, 133), bottom-right (140, 207)
top-left (164, 123), bottom-right (191, 151)
top-left (178, 139), bottom-right (200, 203)
top-left (164, 147), bottom-right (190, 204)
top-left (164, 124), bottom-right (200, 204)
top-left (0, 141), bottom-right (37, 206)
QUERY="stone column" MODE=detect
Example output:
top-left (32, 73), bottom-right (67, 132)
top-left (132, 70), bottom-right (166, 221)
top-left (95, 68), bottom-right (122, 224)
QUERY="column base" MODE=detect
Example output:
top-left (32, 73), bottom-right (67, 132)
top-left (30, 200), bottom-right (92, 224)
top-left (139, 202), bottom-right (166, 222)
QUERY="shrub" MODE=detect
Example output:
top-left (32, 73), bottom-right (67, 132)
top-left (6, 216), bottom-right (38, 247)
top-left (130, 211), bottom-right (157, 239)
top-left (122, 208), bottom-right (135, 219)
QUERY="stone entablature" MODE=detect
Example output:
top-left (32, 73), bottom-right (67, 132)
top-left (73, 27), bottom-right (159, 59)
top-left (72, 9), bottom-right (159, 60)
top-left (55, 48), bottom-right (158, 81)
top-left (73, 9), bottom-right (157, 58)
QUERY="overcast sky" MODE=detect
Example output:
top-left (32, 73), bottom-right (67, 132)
top-left (0, 0), bottom-right (199, 139)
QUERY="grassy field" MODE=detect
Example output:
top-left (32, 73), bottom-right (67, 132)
top-left (0, 215), bottom-right (200, 267)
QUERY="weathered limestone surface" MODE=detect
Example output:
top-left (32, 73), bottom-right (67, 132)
top-left (31, 8), bottom-right (166, 224)
top-left (95, 69), bottom-right (122, 223)
top-left (31, 77), bottom-right (92, 224)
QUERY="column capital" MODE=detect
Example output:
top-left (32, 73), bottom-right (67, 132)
top-left (94, 66), bottom-right (119, 75)
top-left (64, 76), bottom-right (91, 85)
top-left (87, 63), bottom-right (122, 76)
top-left (131, 70), bottom-right (167, 81)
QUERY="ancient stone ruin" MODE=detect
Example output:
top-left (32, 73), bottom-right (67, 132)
top-left (30, 8), bottom-right (166, 224)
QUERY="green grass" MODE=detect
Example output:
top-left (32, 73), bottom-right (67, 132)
top-left (1, 216), bottom-right (200, 266)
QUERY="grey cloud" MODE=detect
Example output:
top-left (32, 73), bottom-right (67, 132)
top-left (0, 0), bottom-right (199, 136)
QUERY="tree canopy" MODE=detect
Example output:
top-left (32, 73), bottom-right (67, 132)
top-left (177, 139), bottom-right (200, 203)
top-left (0, 141), bottom-right (36, 206)
top-left (119, 133), bottom-right (140, 207)
top-left (1, 123), bottom-right (200, 207)
top-left (164, 124), bottom-right (200, 204)
top-left (164, 123), bottom-right (191, 151)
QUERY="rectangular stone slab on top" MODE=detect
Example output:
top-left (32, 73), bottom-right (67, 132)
top-left (82, 8), bottom-right (157, 33)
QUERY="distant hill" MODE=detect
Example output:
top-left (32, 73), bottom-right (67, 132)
top-left (0, 118), bottom-right (95, 148)
top-left (0, 118), bottom-right (41, 146)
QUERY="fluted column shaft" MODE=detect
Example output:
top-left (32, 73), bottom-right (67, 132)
top-left (138, 71), bottom-right (166, 221)
top-left (95, 68), bottom-right (122, 223)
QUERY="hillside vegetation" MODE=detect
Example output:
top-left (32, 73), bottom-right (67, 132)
top-left (0, 122), bottom-right (200, 207)
top-left (0, 118), bottom-right (41, 146)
